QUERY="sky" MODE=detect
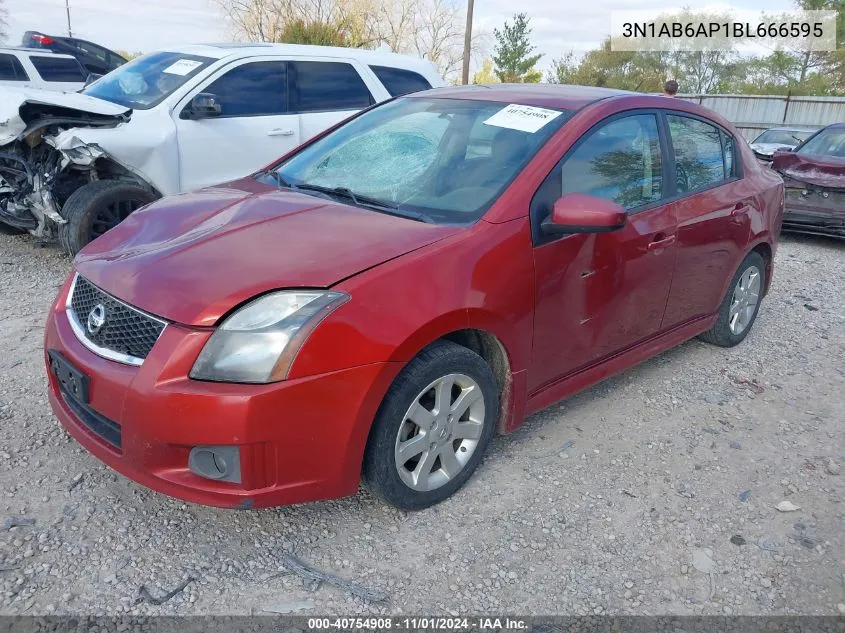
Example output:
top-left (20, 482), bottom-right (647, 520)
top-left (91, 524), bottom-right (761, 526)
top-left (5, 0), bottom-right (797, 72)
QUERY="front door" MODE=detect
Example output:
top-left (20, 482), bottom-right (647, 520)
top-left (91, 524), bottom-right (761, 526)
top-left (174, 58), bottom-right (301, 192)
top-left (529, 112), bottom-right (678, 393)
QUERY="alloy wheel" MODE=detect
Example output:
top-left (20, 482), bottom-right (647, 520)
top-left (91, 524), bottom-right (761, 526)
top-left (394, 373), bottom-right (486, 492)
top-left (728, 265), bottom-right (761, 335)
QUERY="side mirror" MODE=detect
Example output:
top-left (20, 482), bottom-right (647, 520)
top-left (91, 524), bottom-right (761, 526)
top-left (775, 146), bottom-right (794, 152)
top-left (182, 93), bottom-right (222, 120)
top-left (84, 72), bottom-right (103, 87)
top-left (541, 193), bottom-right (627, 235)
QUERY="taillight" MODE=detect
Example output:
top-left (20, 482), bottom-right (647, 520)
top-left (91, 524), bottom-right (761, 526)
top-left (32, 34), bottom-right (55, 45)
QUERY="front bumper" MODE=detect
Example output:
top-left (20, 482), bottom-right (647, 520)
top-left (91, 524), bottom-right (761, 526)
top-left (44, 282), bottom-right (399, 509)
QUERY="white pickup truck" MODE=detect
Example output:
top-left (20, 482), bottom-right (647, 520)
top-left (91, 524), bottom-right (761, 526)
top-left (0, 43), bottom-right (442, 254)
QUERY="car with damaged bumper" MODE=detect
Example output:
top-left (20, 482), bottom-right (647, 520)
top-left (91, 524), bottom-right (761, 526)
top-left (45, 85), bottom-right (783, 510)
top-left (0, 44), bottom-right (442, 253)
top-left (772, 123), bottom-right (845, 238)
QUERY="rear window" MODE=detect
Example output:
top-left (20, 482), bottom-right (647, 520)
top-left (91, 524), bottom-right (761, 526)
top-left (369, 65), bottom-right (432, 96)
top-left (29, 55), bottom-right (86, 82)
top-left (0, 54), bottom-right (29, 81)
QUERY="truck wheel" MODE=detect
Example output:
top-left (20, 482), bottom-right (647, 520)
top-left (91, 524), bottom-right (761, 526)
top-left (58, 180), bottom-right (157, 256)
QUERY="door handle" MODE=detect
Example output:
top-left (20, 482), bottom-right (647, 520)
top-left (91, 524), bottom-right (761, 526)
top-left (267, 128), bottom-right (295, 137)
top-left (731, 202), bottom-right (750, 216)
top-left (647, 234), bottom-right (676, 251)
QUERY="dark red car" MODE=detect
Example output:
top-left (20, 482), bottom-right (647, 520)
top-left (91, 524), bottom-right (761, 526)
top-left (772, 123), bottom-right (845, 239)
top-left (44, 85), bottom-right (784, 510)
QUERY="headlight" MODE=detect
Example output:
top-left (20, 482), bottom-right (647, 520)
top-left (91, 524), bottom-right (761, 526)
top-left (190, 290), bottom-right (349, 384)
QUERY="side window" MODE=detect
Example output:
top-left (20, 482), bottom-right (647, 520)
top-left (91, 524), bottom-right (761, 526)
top-left (29, 56), bottom-right (86, 82)
top-left (667, 115), bottom-right (727, 193)
top-left (560, 114), bottom-right (663, 211)
top-left (0, 54), bottom-right (29, 81)
top-left (107, 52), bottom-right (125, 71)
top-left (291, 61), bottom-right (373, 113)
top-left (722, 131), bottom-right (735, 177)
top-left (69, 39), bottom-right (104, 64)
top-left (203, 61), bottom-right (287, 117)
top-left (369, 65), bottom-right (432, 97)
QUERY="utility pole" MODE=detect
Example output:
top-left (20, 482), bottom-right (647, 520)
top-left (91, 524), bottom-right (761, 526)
top-left (65, 0), bottom-right (72, 37)
top-left (461, 0), bottom-right (474, 84)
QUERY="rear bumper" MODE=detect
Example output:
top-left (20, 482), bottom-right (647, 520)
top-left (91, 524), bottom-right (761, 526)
top-left (45, 283), bottom-right (400, 509)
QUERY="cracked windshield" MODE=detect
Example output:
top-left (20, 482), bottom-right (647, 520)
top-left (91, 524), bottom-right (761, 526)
top-left (271, 98), bottom-right (571, 222)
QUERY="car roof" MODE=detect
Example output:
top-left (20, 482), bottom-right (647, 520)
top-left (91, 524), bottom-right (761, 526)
top-left (0, 45), bottom-right (78, 60)
top-left (161, 43), bottom-right (438, 72)
top-left (409, 83), bottom-right (637, 111)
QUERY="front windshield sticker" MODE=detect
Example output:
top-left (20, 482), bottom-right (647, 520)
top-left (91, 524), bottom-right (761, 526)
top-left (162, 59), bottom-right (204, 76)
top-left (483, 104), bottom-right (563, 134)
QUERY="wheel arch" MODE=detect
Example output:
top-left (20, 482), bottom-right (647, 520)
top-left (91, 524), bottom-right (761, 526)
top-left (749, 240), bottom-right (773, 297)
top-left (384, 313), bottom-right (519, 435)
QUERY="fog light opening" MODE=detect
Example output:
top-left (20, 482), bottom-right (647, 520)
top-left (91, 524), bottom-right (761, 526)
top-left (188, 446), bottom-right (242, 484)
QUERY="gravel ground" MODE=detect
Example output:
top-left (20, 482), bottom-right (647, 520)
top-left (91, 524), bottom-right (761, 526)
top-left (0, 231), bottom-right (843, 617)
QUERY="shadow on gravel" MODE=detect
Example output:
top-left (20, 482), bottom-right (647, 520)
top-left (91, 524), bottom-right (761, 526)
top-left (779, 232), bottom-right (844, 251)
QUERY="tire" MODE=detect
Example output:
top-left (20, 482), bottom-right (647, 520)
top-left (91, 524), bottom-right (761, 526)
top-left (58, 180), bottom-right (157, 256)
top-left (363, 341), bottom-right (499, 510)
top-left (698, 250), bottom-right (766, 347)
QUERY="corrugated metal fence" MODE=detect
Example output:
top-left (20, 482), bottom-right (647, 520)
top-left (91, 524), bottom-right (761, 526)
top-left (677, 93), bottom-right (845, 141)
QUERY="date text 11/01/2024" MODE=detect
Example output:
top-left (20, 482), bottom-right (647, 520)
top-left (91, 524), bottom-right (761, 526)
top-left (307, 617), bottom-right (528, 630)
top-left (621, 21), bottom-right (824, 38)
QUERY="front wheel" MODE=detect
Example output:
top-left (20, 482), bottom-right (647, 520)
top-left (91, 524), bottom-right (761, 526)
top-left (58, 180), bottom-right (158, 256)
top-left (699, 250), bottom-right (766, 347)
top-left (363, 341), bottom-right (499, 510)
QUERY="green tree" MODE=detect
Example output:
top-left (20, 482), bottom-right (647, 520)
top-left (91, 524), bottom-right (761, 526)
top-left (548, 40), bottom-right (664, 92)
top-left (115, 50), bottom-right (144, 61)
top-left (472, 58), bottom-right (499, 84)
top-left (492, 13), bottom-right (542, 82)
top-left (278, 19), bottom-right (350, 46)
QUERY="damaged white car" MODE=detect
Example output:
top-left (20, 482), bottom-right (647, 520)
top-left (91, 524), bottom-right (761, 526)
top-left (0, 44), bottom-right (442, 254)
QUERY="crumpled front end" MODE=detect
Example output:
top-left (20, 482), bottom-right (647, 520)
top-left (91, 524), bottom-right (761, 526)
top-left (0, 96), bottom-right (133, 238)
top-left (772, 152), bottom-right (845, 239)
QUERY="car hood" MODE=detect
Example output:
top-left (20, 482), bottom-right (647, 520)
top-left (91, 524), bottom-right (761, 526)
top-left (74, 182), bottom-right (461, 327)
top-left (772, 151), bottom-right (845, 189)
top-left (750, 142), bottom-right (795, 157)
top-left (0, 86), bottom-right (130, 144)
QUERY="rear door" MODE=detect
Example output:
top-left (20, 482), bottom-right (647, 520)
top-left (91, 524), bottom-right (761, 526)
top-left (173, 57), bottom-right (299, 191)
top-left (660, 113), bottom-right (753, 328)
top-left (529, 111), bottom-right (678, 392)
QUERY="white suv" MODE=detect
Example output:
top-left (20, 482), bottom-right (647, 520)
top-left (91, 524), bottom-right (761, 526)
top-left (0, 43), bottom-right (443, 253)
top-left (0, 46), bottom-right (89, 91)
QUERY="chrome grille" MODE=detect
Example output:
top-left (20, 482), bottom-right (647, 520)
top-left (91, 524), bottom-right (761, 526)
top-left (67, 275), bottom-right (167, 365)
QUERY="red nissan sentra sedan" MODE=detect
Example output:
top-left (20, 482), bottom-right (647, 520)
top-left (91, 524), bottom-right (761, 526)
top-left (44, 85), bottom-right (784, 510)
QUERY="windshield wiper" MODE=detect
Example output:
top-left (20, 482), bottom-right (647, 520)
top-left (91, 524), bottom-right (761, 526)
top-left (258, 170), bottom-right (296, 190)
top-left (294, 184), bottom-right (435, 223)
